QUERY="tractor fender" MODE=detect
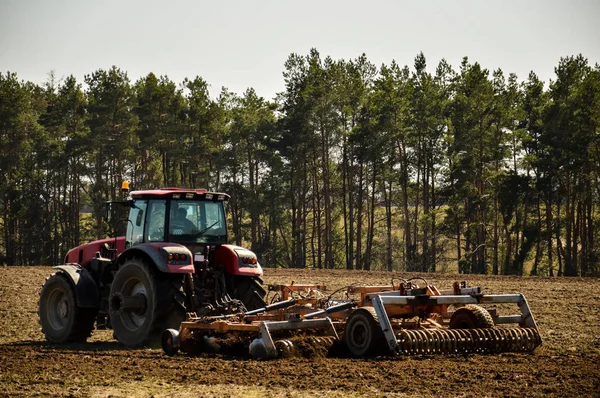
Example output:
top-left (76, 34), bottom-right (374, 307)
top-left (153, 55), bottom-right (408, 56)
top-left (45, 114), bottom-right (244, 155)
top-left (214, 245), bottom-right (263, 277)
top-left (115, 244), bottom-right (194, 274)
top-left (53, 264), bottom-right (100, 308)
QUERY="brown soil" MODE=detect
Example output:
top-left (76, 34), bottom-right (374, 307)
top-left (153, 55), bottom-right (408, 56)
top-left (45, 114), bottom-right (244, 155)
top-left (1, 266), bottom-right (599, 397)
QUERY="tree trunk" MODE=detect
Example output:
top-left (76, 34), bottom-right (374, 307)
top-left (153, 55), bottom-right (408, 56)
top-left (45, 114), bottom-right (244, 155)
top-left (430, 159), bottom-right (437, 273)
top-left (546, 198), bottom-right (554, 277)
top-left (385, 176), bottom-right (393, 272)
top-left (342, 134), bottom-right (351, 270)
top-left (355, 162), bottom-right (364, 270)
top-left (398, 140), bottom-right (413, 271)
top-left (364, 164), bottom-right (377, 271)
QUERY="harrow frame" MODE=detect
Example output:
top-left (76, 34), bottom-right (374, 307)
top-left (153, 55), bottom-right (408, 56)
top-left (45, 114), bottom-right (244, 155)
top-left (162, 279), bottom-right (542, 359)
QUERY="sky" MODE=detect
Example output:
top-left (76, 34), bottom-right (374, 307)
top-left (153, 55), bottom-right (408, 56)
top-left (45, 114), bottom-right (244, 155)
top-left (1, 0), bottom-right (599, 100)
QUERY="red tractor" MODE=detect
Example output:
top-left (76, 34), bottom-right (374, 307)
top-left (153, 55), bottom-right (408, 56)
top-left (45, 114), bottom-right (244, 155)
top-left (38, 186), bottom-right (266, 346)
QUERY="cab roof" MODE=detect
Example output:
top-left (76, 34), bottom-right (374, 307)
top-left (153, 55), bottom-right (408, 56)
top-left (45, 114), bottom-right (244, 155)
top-left (130, 188), bottom-right (230, 200)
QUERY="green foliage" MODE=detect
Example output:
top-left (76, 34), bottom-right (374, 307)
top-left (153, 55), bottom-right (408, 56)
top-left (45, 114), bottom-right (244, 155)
top-left (1, 53), bottom-right (599, 277)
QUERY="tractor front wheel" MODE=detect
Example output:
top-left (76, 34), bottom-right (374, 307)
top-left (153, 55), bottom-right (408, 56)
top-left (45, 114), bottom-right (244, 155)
top-left (109, 258), bottom-right (185, 346)
top-left (39, 272), bottom-right (96, 343)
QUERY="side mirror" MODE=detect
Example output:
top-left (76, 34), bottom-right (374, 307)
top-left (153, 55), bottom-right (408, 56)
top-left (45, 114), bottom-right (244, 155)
top-left (103, 203), bottom-right (112, 222)
top-left (135, 209), bottom-right (144, 227)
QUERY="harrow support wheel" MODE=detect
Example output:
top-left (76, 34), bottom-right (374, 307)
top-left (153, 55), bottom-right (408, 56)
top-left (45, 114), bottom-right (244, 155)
top-left (450, 304), bottom-right (494, 329)
top-left (39, 272), bottom-right (96, 343)
top-left (161, 328), bottom-right (180, 356)
top-left (344, 307), bottom-right (385, 357)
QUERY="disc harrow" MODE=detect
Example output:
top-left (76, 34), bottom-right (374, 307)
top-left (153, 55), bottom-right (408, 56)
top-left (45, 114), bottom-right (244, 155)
top-left (162, 279), bottom-right (543, 359)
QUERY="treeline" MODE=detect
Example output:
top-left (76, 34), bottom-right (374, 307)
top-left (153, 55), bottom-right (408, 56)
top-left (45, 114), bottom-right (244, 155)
top-left (1, 50), bottom-right (599, 276)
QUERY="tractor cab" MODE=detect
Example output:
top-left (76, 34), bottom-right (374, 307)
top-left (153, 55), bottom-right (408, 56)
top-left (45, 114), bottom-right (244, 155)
top-left (125, 188), bottom-right (229, 251)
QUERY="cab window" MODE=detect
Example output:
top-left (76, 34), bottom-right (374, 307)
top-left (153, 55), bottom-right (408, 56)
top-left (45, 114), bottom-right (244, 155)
top-left (168, 200), bottom-right (226, 243)
top-left (146, 200), bottom-right (167, 242)
top-left (126, 200), bottom-right (147, 247)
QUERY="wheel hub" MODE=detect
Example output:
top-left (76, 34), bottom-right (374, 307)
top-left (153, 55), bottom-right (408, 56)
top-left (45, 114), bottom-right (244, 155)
top-left (57, 300), bottom-right (68, 318)
top-left (111, 279), bottom-right (149, 330)
top-left (351, 323), bottom-right (367, 346)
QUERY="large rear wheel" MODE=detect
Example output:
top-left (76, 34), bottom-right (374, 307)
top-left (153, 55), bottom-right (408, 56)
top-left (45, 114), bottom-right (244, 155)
top-left (109, 258), bottom-right (185, 346)
top-left (39, 273), bottom-right (97, 343)
top-left (226, 275), bottom-right (267, 311)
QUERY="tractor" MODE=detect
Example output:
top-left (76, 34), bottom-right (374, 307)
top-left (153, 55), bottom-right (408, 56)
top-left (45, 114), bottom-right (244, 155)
top-left (38, 184), bottom-right (267, 346)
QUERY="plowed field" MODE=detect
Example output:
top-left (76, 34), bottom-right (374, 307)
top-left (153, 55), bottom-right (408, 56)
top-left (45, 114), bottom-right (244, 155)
top-left (1, 266), bottom-right (599, 397)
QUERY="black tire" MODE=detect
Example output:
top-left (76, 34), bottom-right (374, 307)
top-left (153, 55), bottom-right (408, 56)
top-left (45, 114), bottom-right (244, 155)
top-left (157, 272), bottom-right (187, 332)
top-left (161, 328), bottom-right (180, 356)
top-left (450, 304), bottom-right (495, 329)
top-left (109, 258), bottom-right (185, 346)
top-left (226, 275), bottom-right (267, 311)
top-left (39, 272), bottom-right (97, 343)
top-left (344, 307), bottom-right (386, 357)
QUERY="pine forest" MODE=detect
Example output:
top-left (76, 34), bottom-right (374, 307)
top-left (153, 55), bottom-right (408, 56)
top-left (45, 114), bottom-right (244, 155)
top-left (1, 50), bottom-right (599, 276)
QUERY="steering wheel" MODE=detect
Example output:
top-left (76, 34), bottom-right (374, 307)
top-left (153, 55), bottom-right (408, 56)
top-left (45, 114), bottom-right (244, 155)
top-left (170, 222), bottom-right (187, 234)
top-left (150, 227), bottom-right (164, 240)
top-left (171, 222), bottom-right (200, 236)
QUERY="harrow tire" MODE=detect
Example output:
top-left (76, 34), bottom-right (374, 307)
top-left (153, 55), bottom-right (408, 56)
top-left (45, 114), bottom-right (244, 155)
top-left (226, 275), bottom-right (267, 311)
top-left (109, 258), bottom-right (185, 346)
top-left (161, 328), bottom-right (180, 356)
top-left (344, 307), bottom-right (386, 357)
top-left (39, 272), bottom-right (97, 343)
top-left (450, 304), bottom-right (495, 329)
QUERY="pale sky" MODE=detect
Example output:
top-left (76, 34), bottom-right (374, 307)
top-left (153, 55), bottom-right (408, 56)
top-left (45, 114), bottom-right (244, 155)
top-left (1, 0), bottom-right (599, 100)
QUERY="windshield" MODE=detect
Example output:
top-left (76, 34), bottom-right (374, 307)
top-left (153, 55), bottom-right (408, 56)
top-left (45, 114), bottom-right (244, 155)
top-left (168, 200), bottom-right (227, 243)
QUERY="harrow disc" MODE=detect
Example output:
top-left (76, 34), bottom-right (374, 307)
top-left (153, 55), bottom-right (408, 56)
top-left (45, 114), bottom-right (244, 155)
top-left (275, 336), bottom-right (337, 358)
top-left (396, 327), bottom-right (542, 355)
